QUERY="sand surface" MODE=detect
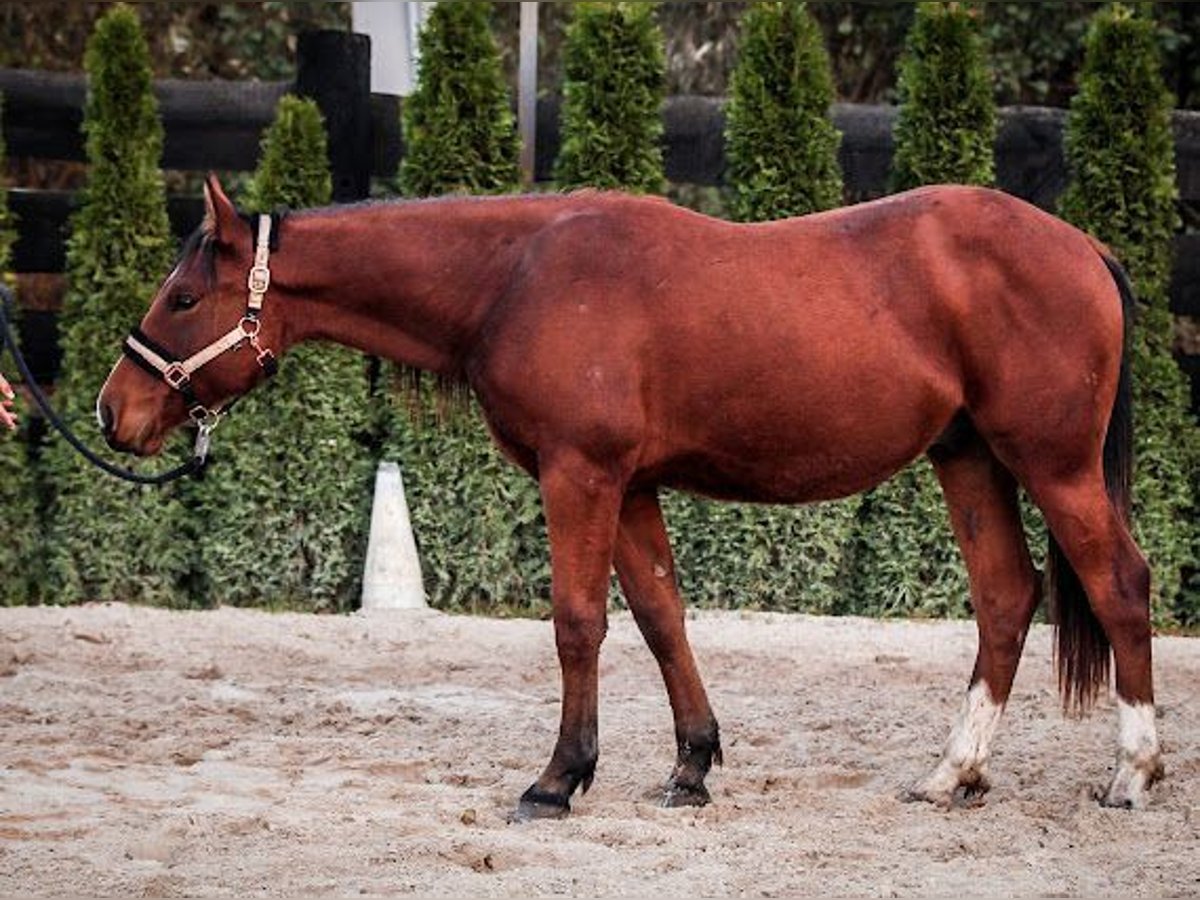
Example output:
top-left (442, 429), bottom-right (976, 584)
top-left (0, 603), bottom-right (1197, 897)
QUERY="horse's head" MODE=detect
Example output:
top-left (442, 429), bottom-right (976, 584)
top-left (98, 174), bottom-right (284, 456)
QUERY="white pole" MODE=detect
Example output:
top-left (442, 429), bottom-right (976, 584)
top-left (518, 2), bottom-right (539, 188)
top-left (361, 462), bottom-right (427, 610)
top-left (351, 1), bottom-right (433, 96)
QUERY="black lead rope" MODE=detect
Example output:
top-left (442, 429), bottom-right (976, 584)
top-left (0, 284), bottom-right (205, 486)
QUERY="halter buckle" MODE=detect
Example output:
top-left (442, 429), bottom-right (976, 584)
top-left (239, 316), bottom-right (262, 338)
top-left (248, 265), bottom-right (271, 295)
top-left (163, 363), bottom-right (191, 390)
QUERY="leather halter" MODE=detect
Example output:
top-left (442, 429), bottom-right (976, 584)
top-left (122, 213), bottom-right (281, 438)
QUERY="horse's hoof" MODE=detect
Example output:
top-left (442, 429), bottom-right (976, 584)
top-left (1098, 756), bottom-right (1163, 811)
top-left (661, 781), bottom-right (711, 808)
top-left (510, 787), bottom-right (571, 823)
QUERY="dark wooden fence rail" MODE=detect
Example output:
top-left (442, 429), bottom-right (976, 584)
top-left (1, 27), bottom-right (1198, 406)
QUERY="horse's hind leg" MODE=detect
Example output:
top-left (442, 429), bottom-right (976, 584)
top-left (1024, 472), bottom-right (1161, 809)
top-left (907, 437), bottom-right (1041, 807)
top-left (614, 489), bottom-right (721, 807)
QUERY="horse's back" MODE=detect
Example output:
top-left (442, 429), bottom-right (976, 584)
top-left (476, 187), bottom-right (1122, 503)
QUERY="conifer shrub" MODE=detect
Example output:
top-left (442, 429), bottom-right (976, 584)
top-left (190, 95), bottom-right (373, 612)
top-left (724, 0), bottom-right (843, 221)
top-left (660, 0), bottom-right (856, 614)
top-left (398, 0), bottom-right (519, 197)
top-left (554, 2), bottom-right (666, 193)
top-left (386, 3), bottom-right (546, 613)
top-left (43, 6), bottom-right (192, 605)
top-left (1060, 3), bottom-right (1197, 622)
top-left (891, 2), bottom-right (996, 190)
top-left (839, 2), bottom-right (998, 619)
top-left (0, 94), bottom-right (41, 606)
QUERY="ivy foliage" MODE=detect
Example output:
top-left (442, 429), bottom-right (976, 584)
top-left (664, 1), bottom-right (859, 616)
top-left (892, 2), bottom-right (996, 190)
top-left (1059, 3), bottom-right (1198, 622)
top-left (554, 2), bottom-right (666, 193)
top-left (835, 1), bottom-right (998, 621)
top-left (664, 493), bottom-right (859, 615)
top-left (384, 1), bottom-right (546, 614)
top-left (724, 0), bottom-right (843, 221)
top-left (42, 5), bottom-right (193, 605)
top-left (0, 94), bottom-right (41, 606)
top-left (398, 0), bottom-right (519, 197)
top-left (382, 392), bottom-right (551, 616)
top-left (189, 96), bottom-right (373, 612)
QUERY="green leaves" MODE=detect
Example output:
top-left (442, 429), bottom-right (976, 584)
top-left (554, 2), bottom-right (666, 193)
top-left (380, 385), bottom-right (551, 616)
top-left (0, 94), bottom-right (42, 606)
top-left (42, 5), bottom-right (190, 606)
top-left (244, 96), bottom-right (332, 212)
top-left (187, 94), bottom-right (371, 612)
top-left (1060, 3), bottom-right (1197, 621)
top-left (725, 1), bottom-right (844, 221)
top-left (399, 1), bottom-right (519, 198)
top-left (891, 2), bottom-right (996, 190)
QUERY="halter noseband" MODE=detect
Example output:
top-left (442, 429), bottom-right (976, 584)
top-left (122, 213), bottom-right (281, 455)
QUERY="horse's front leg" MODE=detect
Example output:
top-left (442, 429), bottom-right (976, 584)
top-left (515, 450), bottom-right (626, 821)
top-left (614, 488), bottom-right (721, 807)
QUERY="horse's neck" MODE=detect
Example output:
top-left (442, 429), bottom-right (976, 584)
top-left (276, 198), bottom-right (556, 376)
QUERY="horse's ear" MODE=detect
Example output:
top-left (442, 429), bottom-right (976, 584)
top-left (202, 173), bottom-right (240, 245)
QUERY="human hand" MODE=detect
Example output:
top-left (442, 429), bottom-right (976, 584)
top-left (0, 371), bottom-right (17, 431)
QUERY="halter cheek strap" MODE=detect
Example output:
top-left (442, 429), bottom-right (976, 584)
top-left (122, 213), bottom-right (281, 431)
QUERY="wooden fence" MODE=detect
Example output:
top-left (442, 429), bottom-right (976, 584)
top-left (2, 30), bottom-right (1198, 406)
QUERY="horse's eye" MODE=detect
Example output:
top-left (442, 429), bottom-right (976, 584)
top-left (170, 292), bottom-right (199, 312)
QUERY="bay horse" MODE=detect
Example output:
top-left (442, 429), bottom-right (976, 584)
top-left (98, 174), bottom-right (1163, 816)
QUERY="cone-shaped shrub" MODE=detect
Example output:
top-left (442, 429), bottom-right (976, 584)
top-left (387, 3), bottom-right (547, 612)
top-left (891, 1), bottom-right (996, 190)
top-left (398, 0), bottom-right (519, 196)
top-left (0, 95), bottom-right (41, 606)
top-left (841, 2), bottom-right (998, 619)
top-left (1060, 3), bottom-right (1197, 621)
top-left (554, 2), bottom-right (666, 193)
top-left (662, 1), bottom-right (855, 613)
top-left (724, 0), bottom-right (843, 221)
top-left (190, 96), bottom-right (372, 611)
top-left (43, 6), bottom-right (191, 605)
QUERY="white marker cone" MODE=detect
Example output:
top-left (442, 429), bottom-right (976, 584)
top-left (361, 461), bottom-right (427, 610)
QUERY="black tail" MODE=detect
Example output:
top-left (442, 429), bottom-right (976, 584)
top-left (1049, 254), bottom-right (1134, 714)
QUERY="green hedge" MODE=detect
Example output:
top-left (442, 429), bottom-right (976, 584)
top-left (398, 0), bottom-right (519, 197)
top-left (891, 1), bottom-right (996, 191)
top-left (42, 5), bottom-right (193, 606)
top-left (666, 0), bottom-right (860, 615)
top-left (1059, 3), bottom-right (1198, 623)
top-left (384, 0), bottom-right (546, 613)
top-left (0, 94), bottom-right (41, 606)
top-left (189, 96), bottom-right (373, 612)
top-left (554, 2), bottom-right (666, 193)
top-left (724, 0), bottom-right (843, 221)
top-left (838, 1), bottom-right (998, 621)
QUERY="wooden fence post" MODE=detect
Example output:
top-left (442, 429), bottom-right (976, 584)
top-left (296, 30), bottom-right (372, 202)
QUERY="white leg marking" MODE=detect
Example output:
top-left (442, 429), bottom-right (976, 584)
top-left (914, 681), bottom-right (1004, 804)
top-left (1104, 699), bottom-right (1162, 809)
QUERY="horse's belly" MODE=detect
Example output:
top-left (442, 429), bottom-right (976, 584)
top-left (649, 376), bottom-right (958, 504)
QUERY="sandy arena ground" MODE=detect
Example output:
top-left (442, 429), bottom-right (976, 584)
top-left (0, 602), bottom-right (1197, 897)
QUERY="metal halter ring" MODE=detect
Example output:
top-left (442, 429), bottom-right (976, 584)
top-left (239, 316), bottom-right (261, 338)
